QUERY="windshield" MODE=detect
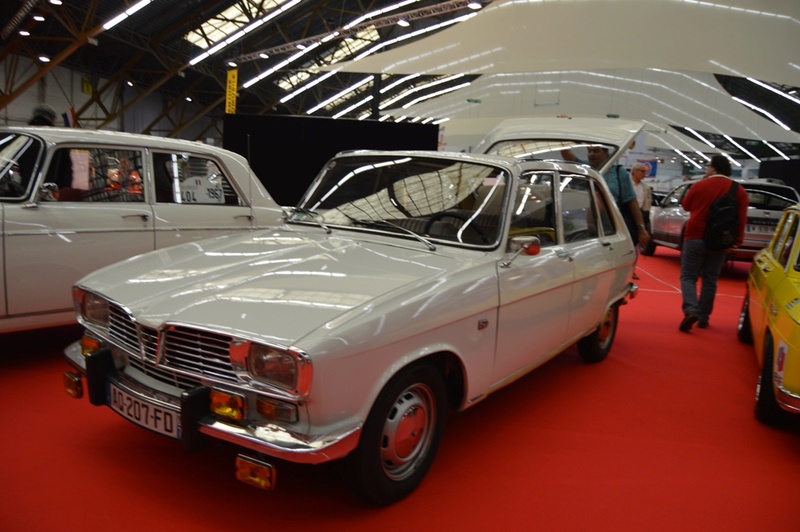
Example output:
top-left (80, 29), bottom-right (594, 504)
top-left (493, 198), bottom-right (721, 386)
top-left (294, 154), bottom-right (510, 247)
top-left (483, 139), bottom-right (619, 165)
top-left (0, 133), bottom-right (43, 200)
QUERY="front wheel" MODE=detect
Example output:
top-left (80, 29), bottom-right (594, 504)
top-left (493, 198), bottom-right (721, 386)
top-left (577, 304), bottom-right (619, 363)
top-left (737, 291), bottom-right (753, 344)
top-left (349, 362), bottom-right (447, 505)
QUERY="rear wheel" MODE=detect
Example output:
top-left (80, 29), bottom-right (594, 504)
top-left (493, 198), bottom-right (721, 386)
top-left (754, 334), bottom-right (790, 426)
top-left (577, 304), bottom-right (618, 363)
top-left (349, 362), bottom-right (447, 505)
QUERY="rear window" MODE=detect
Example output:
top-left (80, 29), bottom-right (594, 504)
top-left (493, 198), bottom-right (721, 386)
top-left (743, 183), bottom-right (799, 211)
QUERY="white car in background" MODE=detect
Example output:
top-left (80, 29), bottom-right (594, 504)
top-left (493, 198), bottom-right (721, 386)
top-left (64, 121), bottom-right (641, 505)
top-left (643, 179), bottom-right (800, 260)
top-left (0, 127), bottom-right (281, 333)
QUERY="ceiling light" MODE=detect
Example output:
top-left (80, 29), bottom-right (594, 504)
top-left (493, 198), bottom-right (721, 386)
top-left (227, 61), bottom-right (237, 68)
top-left (33, 15), bottom-right (45, 22)
top-left (38, 55), bottom-right (50, 63)
top-left (103, 0), bottom-right (154, 30)
top-left (468, 2), bottom-right (483, 9)
top-left (49, 0), bottom-right (62, 5)
top-left (19, 30), bottom-right (30, 36)
top-left (397, 19), bottom-right (410, 27)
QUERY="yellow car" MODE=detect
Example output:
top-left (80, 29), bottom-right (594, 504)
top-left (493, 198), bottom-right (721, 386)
top-left (739, 203), bottom-right (800, 425)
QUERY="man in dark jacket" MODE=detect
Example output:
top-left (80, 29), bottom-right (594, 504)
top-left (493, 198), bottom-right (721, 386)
top-left (678, 154), bottom-right (748, 332)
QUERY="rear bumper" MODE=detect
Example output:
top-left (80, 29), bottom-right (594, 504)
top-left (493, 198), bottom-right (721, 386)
top-left (776, 384), bottom-right (800, 414)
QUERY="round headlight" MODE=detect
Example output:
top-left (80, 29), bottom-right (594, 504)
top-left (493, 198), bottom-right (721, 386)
top-left (248, 344), bottom-right (297, 390)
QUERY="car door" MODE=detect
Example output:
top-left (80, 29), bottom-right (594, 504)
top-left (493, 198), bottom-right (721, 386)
top-left (749, 210), bottom-right (798, 358)
top-left (150, 150), bottom-right (256, 248)
top-left (494, 172), bottom-right (574, 382)
top-left (4, 144), bottom-right (154, 317)
top-left (559, 174), bottom-right (631, 341)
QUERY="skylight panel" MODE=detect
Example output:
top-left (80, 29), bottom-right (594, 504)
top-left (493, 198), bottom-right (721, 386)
top-left (184, 0), bottom-right (290, 49)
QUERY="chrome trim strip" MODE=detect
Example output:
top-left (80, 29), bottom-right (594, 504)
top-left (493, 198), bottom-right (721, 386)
top-left (199, 420), bottom-right (361, 464)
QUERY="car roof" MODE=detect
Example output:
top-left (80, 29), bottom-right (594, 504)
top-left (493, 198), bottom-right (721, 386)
top-left (0, 126), bottom-right (244, 160)
top-left (333, 148), bottom-right (600, 178)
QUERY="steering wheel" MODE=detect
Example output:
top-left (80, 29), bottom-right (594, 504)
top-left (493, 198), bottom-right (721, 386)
top-left (423, 212), bottom-right (490, 244)
top-left (0, 173), bottom-right (27, 197)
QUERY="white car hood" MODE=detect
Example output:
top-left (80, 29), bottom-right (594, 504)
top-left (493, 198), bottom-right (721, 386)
top-left (78, 229), bottom-right (473, 347)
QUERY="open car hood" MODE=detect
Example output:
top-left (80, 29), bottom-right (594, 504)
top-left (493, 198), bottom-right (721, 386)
top-left (474, 117), bottom-right (644, 175)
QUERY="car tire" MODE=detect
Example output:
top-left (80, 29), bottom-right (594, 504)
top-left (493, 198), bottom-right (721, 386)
top-left (577, 304), bottom-right (618, 363)
top-left (640, 238), bottom-right (656, 256)
top-left (754, 334), bottom-right (790, 426)
top-left (737, 291), bottom-right (753, 344)
top-left (348, 361), bottom-right (447, 506)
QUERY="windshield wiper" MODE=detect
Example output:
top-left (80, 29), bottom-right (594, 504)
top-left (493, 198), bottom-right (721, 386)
top-left (287, 207), bottom-right (331, 234)
top-left (352, 218), bottom-right (436, 251)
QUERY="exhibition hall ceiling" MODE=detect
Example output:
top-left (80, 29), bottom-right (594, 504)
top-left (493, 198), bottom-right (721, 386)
top-left (1, 0), bottom-right (798, 163)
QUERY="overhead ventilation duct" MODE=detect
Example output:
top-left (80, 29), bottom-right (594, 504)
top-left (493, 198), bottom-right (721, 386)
top-left (1, 0), bottom-right (42, 41)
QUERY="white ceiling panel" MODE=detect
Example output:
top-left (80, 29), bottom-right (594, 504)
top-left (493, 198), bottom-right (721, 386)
top-left (328, 0), bottom-right (800, 153)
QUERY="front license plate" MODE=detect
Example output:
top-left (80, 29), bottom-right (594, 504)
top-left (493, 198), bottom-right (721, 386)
top-left (109, 383), bottom-right (180, 439)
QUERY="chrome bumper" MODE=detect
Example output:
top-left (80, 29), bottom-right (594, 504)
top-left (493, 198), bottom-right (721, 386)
top-left (64, 342), bottom-right (361, 464)
top-left (776, 384), bottom-right (800, 414)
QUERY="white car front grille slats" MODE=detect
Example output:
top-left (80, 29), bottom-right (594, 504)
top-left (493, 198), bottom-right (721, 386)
top-left (105, 303), bottom-right (237, 388)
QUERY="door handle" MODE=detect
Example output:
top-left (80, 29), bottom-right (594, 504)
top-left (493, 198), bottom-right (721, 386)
top-left (122, 213), bottom-right (150, 221)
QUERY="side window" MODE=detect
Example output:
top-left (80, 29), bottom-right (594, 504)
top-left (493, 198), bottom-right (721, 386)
top-left (152, 152), bottom-right (243, 206)
top-left (44, 147), bottom-right (145, 202)
top-left (560, 175), bottom-right (599, 243)
top-left (0, 133), bottom-right (43, 199)
top-left (665, 184), bottom-right (688, 207)
top-left (770, 212), bottom-right (797, 269)
top-left (509, 172), bottom-right (556, 246)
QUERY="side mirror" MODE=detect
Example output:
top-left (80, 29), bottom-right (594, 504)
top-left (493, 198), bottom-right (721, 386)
top-left (501, 236), bottom-right (542, 268)
top-left (37, 182), bottom-right (59, 202)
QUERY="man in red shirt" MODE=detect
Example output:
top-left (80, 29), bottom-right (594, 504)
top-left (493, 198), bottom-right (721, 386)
top-left (678, 155), bottom-right (748, 332)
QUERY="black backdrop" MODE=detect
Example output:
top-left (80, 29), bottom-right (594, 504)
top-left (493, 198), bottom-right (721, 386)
top-left (223, 114), bottom-right (439, 205)
top-left (759, 159), bottom-right (800, 193)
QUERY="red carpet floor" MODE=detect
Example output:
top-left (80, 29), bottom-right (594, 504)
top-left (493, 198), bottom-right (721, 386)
top-left (2, 248), bottom-right (799, 531)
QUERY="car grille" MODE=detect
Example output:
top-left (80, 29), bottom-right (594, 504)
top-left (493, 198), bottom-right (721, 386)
top-left (106, 302), bottom-right (237, 390)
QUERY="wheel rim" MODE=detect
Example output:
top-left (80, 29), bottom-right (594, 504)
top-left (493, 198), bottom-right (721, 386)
top-left (597, 306), bottom-right (617, 350)
top-left (380, 383), bottom-right (436, 481)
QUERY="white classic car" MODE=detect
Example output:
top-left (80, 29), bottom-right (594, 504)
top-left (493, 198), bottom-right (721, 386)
top-left (0, 127), bottom-right (281, 333)
top-left (63, 136), bottom-right (639, 504)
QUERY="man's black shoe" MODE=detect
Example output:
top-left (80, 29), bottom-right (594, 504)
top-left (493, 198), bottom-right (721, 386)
top-left (697, 319), bottom-right (708, 329)
top-left (679, 314), bottom-right (698, 332)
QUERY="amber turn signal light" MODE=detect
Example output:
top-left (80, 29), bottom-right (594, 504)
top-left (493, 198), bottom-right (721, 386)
top-left (209, 389), bottom-right (245, 421)
top-left (63, 372), bottom-right (83, 399)
top-left (235, 454), bottom-right (275, 490)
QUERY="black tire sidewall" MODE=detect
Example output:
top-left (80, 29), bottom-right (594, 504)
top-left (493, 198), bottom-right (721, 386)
top-left (350, 362), bottom-right (447, 505)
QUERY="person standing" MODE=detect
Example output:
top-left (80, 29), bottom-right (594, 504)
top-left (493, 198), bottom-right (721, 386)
top-left (631, 162), bottom-right (652, 230)
top-left (28, 104), bottom-right (57, 126)
top-left (561, 146), bottom-right (650, 247)
top-left (678, 154), bottom-right (748, 332)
